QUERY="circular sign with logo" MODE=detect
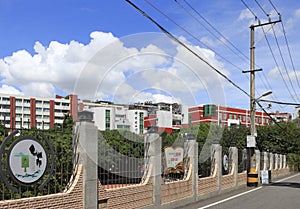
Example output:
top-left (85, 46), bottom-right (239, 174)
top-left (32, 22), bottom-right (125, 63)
top-left (223, 154), bottom-right (229, 172)
top-left (8, 137), bottom-right (48, 185)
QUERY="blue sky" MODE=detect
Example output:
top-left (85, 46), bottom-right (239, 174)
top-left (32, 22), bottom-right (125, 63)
top-left (0, 0), bottom-right (299, 116)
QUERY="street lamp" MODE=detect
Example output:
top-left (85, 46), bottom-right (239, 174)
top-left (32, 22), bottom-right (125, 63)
top-left (251, 90), bottom-right (273, 138)
top-left (256, 90), bottom-right (272, 101)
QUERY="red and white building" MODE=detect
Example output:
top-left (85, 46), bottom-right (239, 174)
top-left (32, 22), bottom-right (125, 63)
top-left (0, 93), bottom-right (78, 130)
top-left (143, 102), bottom-right (189, 134)
top-left (188, 104), bottom-right (271, 127)
top-left (2, 92), bottom-right (290, 135)
top-left (269, 111), bottom-right (291, 123)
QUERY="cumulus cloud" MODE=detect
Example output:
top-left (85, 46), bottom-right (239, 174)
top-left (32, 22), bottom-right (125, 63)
top-left (0, 84), bottom-right (23, 95)
top-left (0, 31), bottom-right (118, 97)
top-left (0, 32), bottom-right (227, 105)
top-left (238, 9), bottom-right (254, 21)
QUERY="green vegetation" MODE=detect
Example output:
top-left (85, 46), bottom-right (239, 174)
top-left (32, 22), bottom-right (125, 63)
top-left (0, 114), bottom-right (299, 200)
top-left (0, 114), bottom-right (74, 200)
top-left (159, 120), bottom-right (300, 171)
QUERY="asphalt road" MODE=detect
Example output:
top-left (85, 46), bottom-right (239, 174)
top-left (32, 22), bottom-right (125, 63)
top-left (179, 173), bottom-right (300, 209)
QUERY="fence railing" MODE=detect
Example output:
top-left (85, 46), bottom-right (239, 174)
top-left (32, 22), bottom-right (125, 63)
top-left (0, 125), bottom-right (75, 200)
top-left (238, 149), bottom-right (247, 173)
top-left (98, 130), bottom-right (145, 189)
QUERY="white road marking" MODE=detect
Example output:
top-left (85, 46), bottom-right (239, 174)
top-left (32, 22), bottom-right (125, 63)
top-left (198, 187), bottom-right (262, 209)
top-left (198, 172), bottom-right (300, 209)
top-left (274, 173), bottom-right (300, 183)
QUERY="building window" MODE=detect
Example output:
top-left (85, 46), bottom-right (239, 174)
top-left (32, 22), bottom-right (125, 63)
top-left (105, 110), bottom-right (110, 130)
top-left (203, 105), bottom-right (216, 117)
top-left (139, 112), bottom-right (144, 134)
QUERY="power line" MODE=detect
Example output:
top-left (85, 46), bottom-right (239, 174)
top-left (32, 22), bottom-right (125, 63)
top-left (241, 0), bottom-right (258, 21)
top-left (259, 99), bottom-right (300, 106)
top-left (280, 20), bottom-right (300, 90)
top-left (267, 0), bottom-right (300, 104)
top-left (259, 0), bottom-right (299, 101)
top-left (260, 26), bottom-right (297, 103)
top-left (176, 0), bottom-right (250, 63)
top-left (268, 0), bottom-right (280, 15)
top-left (124, 0), bottom-right (284, 130)
top-left (241, 0), bottom-right (299, 105)
top-left (255, 0), bottom-right (270, 19)
top-left (125, 0), bottom-right (250, 96)
top-left (270, 25), bottom-right (299, 102)
top-left (143, 0), bottom-right (244, 72)
top-left (177, 0), bottom-right (281, 108)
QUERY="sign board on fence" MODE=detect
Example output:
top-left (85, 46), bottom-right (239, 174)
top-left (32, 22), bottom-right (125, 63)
top-left (164, 146), bottom-right (183, 169)
top-left (261, 170), bottom-right (269, 184)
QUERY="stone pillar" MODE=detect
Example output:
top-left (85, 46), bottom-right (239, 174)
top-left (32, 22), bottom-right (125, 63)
top-left (147, 131), bottom-right (162, 207)
top-left (274, 154), bottom-right (279, 170)
top-left (184, 136), bottom-right (198, 200)
top-left (279, 154), bottom-right (283, 169)
top-left (229, 144), bottom-right (238, 187)
top-left (77, 111), bottom-right (98, 209)
top-left (283, 155), bottom-right (287, 168)
top-left (211, 142), bottom-right (222, 193)
top-left (269, 153), bottom-right (274, 170)
top-left (262, 152), bottom-right (267, 170)
top-left (255, 150), bottom-right (261, 183)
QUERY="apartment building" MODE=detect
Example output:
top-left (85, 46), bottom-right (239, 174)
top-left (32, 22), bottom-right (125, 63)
top-left (0, 93), bottom-right (78, 130)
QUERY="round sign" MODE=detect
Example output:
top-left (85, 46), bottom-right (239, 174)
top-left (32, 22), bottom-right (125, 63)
top-left (8, 137), bottom-right (48, 184)
top-left (223, 154), bottom-right (229, 172)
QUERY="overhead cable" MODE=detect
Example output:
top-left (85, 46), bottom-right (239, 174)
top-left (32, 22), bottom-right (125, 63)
top-left (144, 0), bottom-right (244, 72)
top-left (124, 0), bottom-right (283, 129)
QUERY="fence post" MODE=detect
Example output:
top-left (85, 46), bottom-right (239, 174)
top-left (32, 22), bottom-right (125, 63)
top-left (255, 150), bottom-right (260, 183)
top-left (269, 153), bottom-right (274, 171)
top-left (147, 131), bottom-right (162, 207)
top-left (274, 154), bottom-right (279, 170)
top-left (279, 154), bottom-right (283, 169)
top-left (77, 111), bottom-right (98, 209)
top-left (229, 143), bottom-right (238, 187)
top-left (263, 152), bottom-right (268, 170)
top-left (211, 142), bottom-right (222, 193)
top-left (185, 137), bottom-right (198, 200)
top-left (283, 155), bottom-right (287, 168)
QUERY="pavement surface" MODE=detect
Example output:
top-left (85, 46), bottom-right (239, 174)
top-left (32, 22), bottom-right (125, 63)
top-left (177, 173), bottom-right (300, 209)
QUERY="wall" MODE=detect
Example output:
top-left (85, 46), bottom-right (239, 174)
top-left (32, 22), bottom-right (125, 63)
top-left (0, 165), bottom-right (83, 209)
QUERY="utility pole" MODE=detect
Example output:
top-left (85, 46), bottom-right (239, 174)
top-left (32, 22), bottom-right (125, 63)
top-left (243, 18), bottom-right (281, 186)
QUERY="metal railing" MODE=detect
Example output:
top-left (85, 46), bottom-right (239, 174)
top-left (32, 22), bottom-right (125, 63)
top-left (98, 130), bottom-right (145, 189)
top-left (0, 124), bottom-right (75, 200)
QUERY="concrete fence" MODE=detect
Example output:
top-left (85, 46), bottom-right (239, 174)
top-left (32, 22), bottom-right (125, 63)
top-left (0, 118), bottom-right (291, 209)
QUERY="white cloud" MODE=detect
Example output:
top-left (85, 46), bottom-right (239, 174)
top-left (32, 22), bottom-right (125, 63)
top-left (286, 8), bottom-right (300, 31)
top-left (0, 32), bottom-right (227, 105)
top-left (0, 84), bottom-right (23, 95)
top-left (238, 9), bottom-right (254, 21)
top-left (295, 9), bottom-right (300, 18)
